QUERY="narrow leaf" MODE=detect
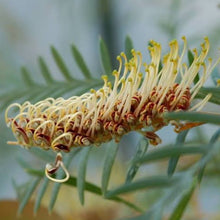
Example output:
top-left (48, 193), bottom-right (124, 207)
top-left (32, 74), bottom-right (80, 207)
top-left (77, 147), bottom-right (91, 205)
top-left (12, 179), bottom-right (31, 202)
top-left (196, 87), bottom-right (220, 105)
top-left (21, 66), bottom-right (35, 87)
top-left (99, 37), bottom-right (112, 75)
top-left (106, 176), bottom-right (179, 198)
top-left (68, 175), bottom-right (143, 213)
top-left (198, 128), bottom-right (220, 182)
top-left (17, 177), bottom-right (41, 215)
top-left (167, 130), bottom-right (189, 176)
top-left (102, 142), bottom-right (119, 195)
top-left (26, 169), bottom-right (143, 213)
top-left (187, 50), bottom-right (194, 65)
top-left (169, 180), bottom-right (196, 220)
top-left (34, 177), bottom-right (49, 214)
top-left (126, 138), bottom-right (149, 183)
top-left (165, 112), bottom-right (220, 125)
top-left (187, 50), bottom-right (199, 85)
top-left (125, 35), bottom-right (134, 60)
top-left (50, 46), bottom-right (73, 81)
top-left (158, 60), bottom-right (163, 73)
top-left (38, 57), bottom-right (54, 84)
top-left (71, 45), bottom-right (92, 79)
top-left (134, 145), bottom-right (207, 165)
top-left (195, 142), bottom-right (220, 174)
top-left (209, 128), bottom-right (220, 144)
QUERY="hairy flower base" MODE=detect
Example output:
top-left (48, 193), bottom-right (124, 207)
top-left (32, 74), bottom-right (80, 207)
top-left (5, 37), bottom-right (219, 152)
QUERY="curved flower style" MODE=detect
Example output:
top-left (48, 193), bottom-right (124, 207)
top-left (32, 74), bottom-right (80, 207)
top-left (5, 37), bottom-right (220, 182)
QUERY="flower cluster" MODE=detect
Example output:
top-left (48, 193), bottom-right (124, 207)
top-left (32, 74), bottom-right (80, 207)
top-left (5, 37), bottom-right (218, 152)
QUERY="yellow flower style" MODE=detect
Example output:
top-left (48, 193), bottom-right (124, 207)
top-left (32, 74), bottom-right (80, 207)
top-left (5, 37), bottom-right (220, 182)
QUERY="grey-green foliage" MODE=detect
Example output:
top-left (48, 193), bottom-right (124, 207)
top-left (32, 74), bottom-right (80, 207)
top-left (99, 37), bottom-right (112, 76)
top-left (125, 138), bottom-right (149, 183)
top-left (7, 36), bottom-right (220, 220)
top-left (77, 147), bottom-right (91, 205)
top-left (0, 40), bottom-right (109, 111)
top-left (19, 126), bottom-right (220, 219)
top-left (101, 141), bottom-right (119, 196)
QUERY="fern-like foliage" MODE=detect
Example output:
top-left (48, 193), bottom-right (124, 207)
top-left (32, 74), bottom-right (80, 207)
top-left (5, 36), bottom-right (220, 220)
top-left (0, 40), bottom-right (109, 112)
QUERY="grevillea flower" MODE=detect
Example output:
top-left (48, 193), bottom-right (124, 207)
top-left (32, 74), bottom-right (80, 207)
top-left (5, 37), bottom-right (220, 182)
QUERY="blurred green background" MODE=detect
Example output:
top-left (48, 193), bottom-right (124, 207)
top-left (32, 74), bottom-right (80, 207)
top-left (1, 0), bottom-right (220, 219)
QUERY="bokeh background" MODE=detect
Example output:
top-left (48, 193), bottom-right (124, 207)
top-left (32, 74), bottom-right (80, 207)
top-left (1, 0), bottom-right (220, 219)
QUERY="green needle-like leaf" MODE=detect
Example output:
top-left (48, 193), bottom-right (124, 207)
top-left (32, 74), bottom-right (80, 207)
top-left (125, 35), bottom-right (134, 60)
top-left (196, 87), bottom-right (220, 105)
top-left (101, 142), bottom-right (119, 195)
top-left (4, 77), bottom-right (101, 113)
top-left (169, 180), bottom-right (196, 220)
top-left (134, 145), bottom-right (207, 165)
top-left (71, 45), bottom-right (92, 79)
top-left (17, 177), bottom-right (41, 215)
top-left (26, 169), bottom-right (143, 213)
top-left (34, 177), bottom-right (49, 214)
top-left (50, 46), bottom-right (74, 81)
top-left (106, 176), bottom-right (179, 198)
top-left (210, 128), bottom-right (220, 144)
top-left (12, 179), bottom-right (31, 203)
top-left (125, 138), bottom-right (149, 183)
top-left (77, 147), bottom-right (91, 205)
top-left (21, 66), bottom-right (35, 87)
top-left (165, 112), bottom-right (220, 125)
top-left (197, 128), bottom-right (220, 182)
top-left (99, 37), bottom-right (112, 76)
top-left (158, 60), bottom-right (163, 73)
top-left (187, 49), bottom-right (194, 65)
top-left (38, 56), bottom-right (55, 84)
top-left (187, 50), bottom-right (199, 85)
top-left (167, 130), bottom-right (189, 176)
top-left (1, 43), bottom-right (103, 113)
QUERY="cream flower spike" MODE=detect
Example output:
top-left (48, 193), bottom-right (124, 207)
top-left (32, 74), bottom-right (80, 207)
top-left (5, 37), bottom-right (220, 182)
